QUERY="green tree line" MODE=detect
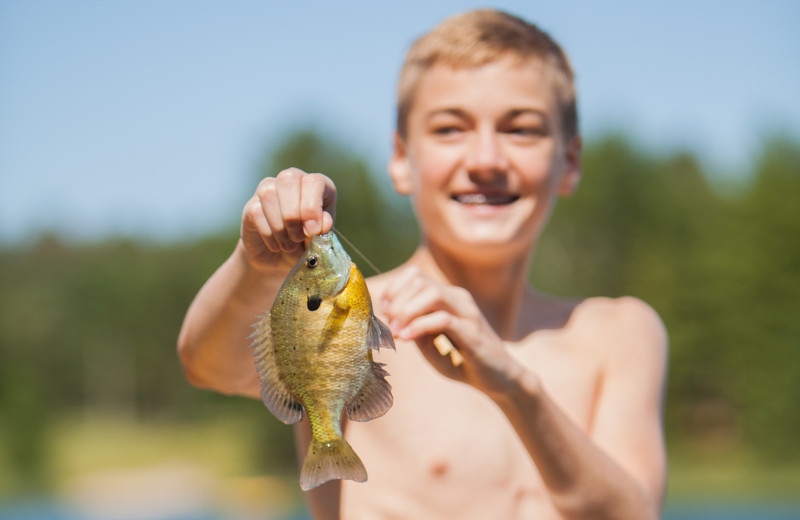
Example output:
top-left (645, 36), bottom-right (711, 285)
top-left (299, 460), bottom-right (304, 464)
top-left (1, 129), bottom-right (798, 492)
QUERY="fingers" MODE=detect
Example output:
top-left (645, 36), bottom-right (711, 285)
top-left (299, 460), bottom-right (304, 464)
top-left (244, 168), bottom-right (337, 258)
top-left (300, 173), bottom-right (336, 236)
top-left (394, 310), bottom-right (456, 340)
top-left (382, 265), bottom-right (494, 346)
top-left (381, 266), bottom-right (523, 397)
top-left (275, 169), bottom-right (304, 244)
top-left (382, 266), bottom-right (473, 337)
top-left (242, 195), bottom-right (279, 253)
top-left (381, 267), bottom-right (476, 373)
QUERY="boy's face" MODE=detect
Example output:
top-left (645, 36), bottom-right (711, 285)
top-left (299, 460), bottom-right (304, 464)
top-left (390, 58), bottom-right (581, 260)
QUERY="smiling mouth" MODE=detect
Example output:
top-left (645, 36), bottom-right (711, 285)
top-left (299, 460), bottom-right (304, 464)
top-left (452, 193), bottom-right (520, 205)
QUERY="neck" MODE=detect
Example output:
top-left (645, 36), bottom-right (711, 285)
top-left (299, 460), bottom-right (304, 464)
top-left (407, 243), bottom-right (533, 340)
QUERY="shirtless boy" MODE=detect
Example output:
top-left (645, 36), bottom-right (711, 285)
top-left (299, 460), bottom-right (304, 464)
top-left (178, 9), bottom-right (668, 519)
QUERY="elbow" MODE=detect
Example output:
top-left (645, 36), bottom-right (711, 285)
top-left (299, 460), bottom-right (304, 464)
top-left (176, 329), bottom-right (218, 392)
top-left (180, 358), bottom-right (208, 391)
top-left (177, 343), bottom-right (227, 393)
top-left (177, 334), bottom-right (206, 390)
top-left (176, 332), bottom-right (258, 398)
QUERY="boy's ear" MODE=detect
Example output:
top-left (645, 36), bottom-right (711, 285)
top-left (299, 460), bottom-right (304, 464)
top-left (388, 132), bottom-right (414, 196)
top-left (557, 135), bottom-right (582, 197)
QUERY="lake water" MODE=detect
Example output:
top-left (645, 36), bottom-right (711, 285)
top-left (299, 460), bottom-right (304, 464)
top-left (2, 502), bottom-right (800, 519)
top-left (664, 504), bottom-right (800, 519)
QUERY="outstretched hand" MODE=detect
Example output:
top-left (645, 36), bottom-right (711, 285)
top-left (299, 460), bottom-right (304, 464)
top-left (381, 266), bottom-right (525, 400)
top-left (240, 168), bottom-right (337, 271)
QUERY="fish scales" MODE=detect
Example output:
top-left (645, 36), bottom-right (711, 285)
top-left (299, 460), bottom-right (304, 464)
top-left (273, 264), bottom-right (373, 441)
top-left (251, 232), bottom-right (394, 491)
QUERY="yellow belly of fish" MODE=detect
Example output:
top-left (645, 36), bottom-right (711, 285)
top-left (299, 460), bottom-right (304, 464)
top-left (253, 261), bottom-right (392, 491)
top-left (273, 300), bottom-right (372, 443)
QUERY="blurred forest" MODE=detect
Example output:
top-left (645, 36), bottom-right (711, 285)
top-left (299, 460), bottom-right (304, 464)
top-left (1, 128), bottom-right (798, 501)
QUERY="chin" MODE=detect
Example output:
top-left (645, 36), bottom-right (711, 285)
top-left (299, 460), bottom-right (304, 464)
top-left (419, 199), bottom-right (542, 258)
top-left (434, 226), bottom-right (534, 264)
top-left (455, 211), bottom-right (538, 246)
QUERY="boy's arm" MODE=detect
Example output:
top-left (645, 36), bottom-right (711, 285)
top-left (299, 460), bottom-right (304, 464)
top-left (177, 168), bottom-right (336, 396)
top-left (177, 241), bottom-right (286, 396)
top-left (493, 298), bottom-right (667, 519)
top-left (383, 272), bottom-right (667, 520)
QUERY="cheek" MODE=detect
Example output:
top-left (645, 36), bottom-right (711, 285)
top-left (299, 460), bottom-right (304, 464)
top-left (409, 144), bottom-right (459, 191)
top-left (519, 145), bottom-right (563, 192)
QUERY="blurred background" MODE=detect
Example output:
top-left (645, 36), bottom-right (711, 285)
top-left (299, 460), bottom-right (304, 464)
top-left (1, 1), bottom-right (799, 519)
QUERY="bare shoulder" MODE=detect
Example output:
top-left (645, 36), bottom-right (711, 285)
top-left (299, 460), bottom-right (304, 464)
top-left (570, 296), bottom-right (668, 368)
top-left (573, 296), bottom-right (666, 335)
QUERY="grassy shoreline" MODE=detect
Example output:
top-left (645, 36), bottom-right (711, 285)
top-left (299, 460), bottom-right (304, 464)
top-left (2, 414), bottom-right (798, 506)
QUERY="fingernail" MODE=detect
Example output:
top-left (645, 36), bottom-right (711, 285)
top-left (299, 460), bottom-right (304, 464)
top-left (304, 220), bottom-right (319, 236)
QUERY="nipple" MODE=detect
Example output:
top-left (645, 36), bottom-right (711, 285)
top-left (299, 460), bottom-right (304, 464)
top-left (429, 458), bottom-right (449, 477)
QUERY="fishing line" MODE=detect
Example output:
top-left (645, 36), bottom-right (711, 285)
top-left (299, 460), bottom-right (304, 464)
top-left (334, 226), bottom-right (462, 366)
top-left (333, 226), bottom-right (383, 276)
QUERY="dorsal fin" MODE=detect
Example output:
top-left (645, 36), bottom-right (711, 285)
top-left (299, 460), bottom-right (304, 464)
top-left (250, 313), bottom-right (304, 424)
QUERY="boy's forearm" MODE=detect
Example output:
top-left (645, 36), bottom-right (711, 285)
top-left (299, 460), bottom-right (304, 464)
top-left (494, 373), bottom-right (659, 520)
top-left (177, 240), bottom-right (286, 397)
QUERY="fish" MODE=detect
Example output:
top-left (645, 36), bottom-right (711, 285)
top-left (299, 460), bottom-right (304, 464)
top-left (250, 231), bottom-right (395, 491)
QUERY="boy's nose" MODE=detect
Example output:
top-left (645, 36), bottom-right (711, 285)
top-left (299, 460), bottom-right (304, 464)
top-left (464, 129), bottom-right (509, 181)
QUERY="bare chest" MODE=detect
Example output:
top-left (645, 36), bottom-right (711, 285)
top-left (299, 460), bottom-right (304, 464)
top-left (340, 335), bottom-right (603, 518)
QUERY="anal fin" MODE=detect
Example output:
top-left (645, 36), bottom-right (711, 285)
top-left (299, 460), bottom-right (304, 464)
top-left (346, 362), bottom-right (393, 421)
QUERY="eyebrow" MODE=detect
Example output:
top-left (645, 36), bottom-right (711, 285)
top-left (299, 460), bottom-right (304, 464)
top-left (506, 108), bottom-right (548, 120)
top-left (425, 108), bottom-right (471, 121)
top-left (425, 107), bottom-right (549, 120)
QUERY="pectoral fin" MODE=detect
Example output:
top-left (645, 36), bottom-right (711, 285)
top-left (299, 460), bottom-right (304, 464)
top-left (250, 313), bottom-right (304, 424)
top-left (346, 361), bottom-right (393, 422)
top-left (367, 315), bottom-right (396, 351)
top-left (320, 302), bottom-right (350, 349)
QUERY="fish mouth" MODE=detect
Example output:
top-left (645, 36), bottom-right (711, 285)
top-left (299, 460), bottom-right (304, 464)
top-left (452, 192), bottom-right (519, 206)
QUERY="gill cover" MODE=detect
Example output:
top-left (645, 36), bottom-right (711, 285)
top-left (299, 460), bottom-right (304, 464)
top-left (304, 232), bottom-right (351, 310)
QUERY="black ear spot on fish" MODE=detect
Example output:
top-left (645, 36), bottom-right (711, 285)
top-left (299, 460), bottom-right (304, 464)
top-left (306, 255), bottom-right (319, 269)
top-left (307, 295), bottom-right (322, 311)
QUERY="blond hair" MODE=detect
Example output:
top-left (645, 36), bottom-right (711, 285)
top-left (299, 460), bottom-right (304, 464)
top-left (396, 9), bottom-right (578, 140)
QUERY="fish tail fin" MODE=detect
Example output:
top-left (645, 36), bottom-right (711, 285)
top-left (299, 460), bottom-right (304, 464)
top-left (300, 437), bottom-right (367, 491)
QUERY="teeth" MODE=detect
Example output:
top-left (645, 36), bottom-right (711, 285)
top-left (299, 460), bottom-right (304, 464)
top-left (458, 194), bottom-right (487, 204)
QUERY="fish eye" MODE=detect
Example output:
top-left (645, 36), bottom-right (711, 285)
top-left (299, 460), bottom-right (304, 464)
top-left (306, 255), bottom-right (319, 269)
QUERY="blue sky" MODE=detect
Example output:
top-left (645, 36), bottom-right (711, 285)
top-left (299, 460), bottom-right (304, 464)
top-left (1, 1), bottom-right (798, 243)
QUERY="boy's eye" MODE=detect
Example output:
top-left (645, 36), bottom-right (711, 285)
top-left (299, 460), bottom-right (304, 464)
top-left (504, 126), bottom-right (549, 144)
top-left (433, 126), bottom-right (464, 136)
top-left (508, 126), bottom-right (546, 137)
top-left (502, 110), bottom-right (550, 141)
